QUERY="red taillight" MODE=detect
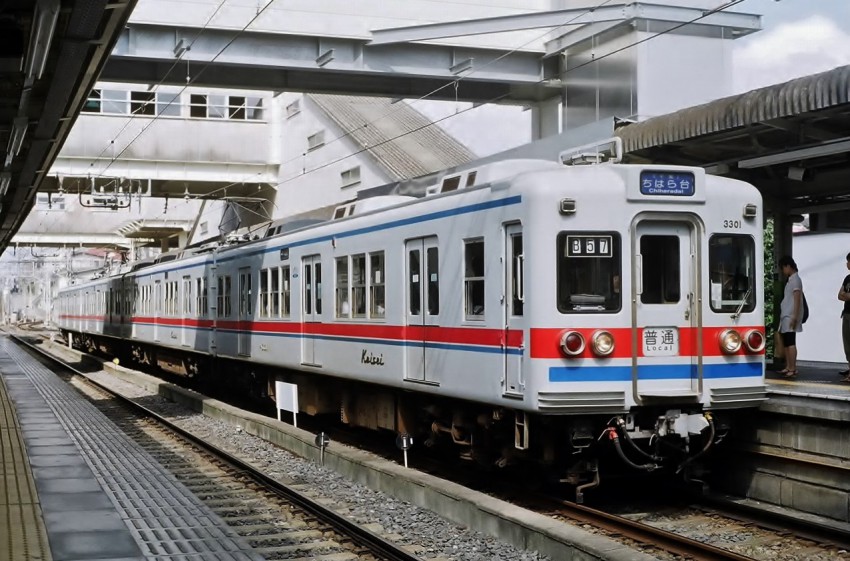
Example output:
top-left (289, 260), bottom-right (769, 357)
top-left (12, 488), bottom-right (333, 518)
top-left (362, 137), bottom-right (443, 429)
top-left (744, 329), bottom-right (765, 353)
top-left (560, 331), bottom-right (585, 357)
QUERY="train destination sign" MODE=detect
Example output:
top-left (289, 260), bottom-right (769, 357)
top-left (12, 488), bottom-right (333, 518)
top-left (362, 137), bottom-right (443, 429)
top-left (640, 171), bottom-right (695, 196)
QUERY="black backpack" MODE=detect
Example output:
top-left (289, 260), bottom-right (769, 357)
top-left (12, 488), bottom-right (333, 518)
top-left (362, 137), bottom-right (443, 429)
top-left (802, 293), bottom-right (809, 324)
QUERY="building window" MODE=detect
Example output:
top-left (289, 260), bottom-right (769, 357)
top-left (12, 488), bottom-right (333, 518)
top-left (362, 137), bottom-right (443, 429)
top-left (82, 89), bottom-right (101, 113)
top-left (341, 166), bottom-right (361, 188)
top-left (464, 239), bottom-right (485, 319)
top-left (246, 97), bottom-right (263, 120)
top-left (229, 96), bottom-right (246, 119)
top-left (307, 130), bottom-right (325, 151)
top-left (208, 95), bottom-right (228, 118)
top-left (156, 91), bottom-right (181, 116)
top-left (286, 99), bottom-right (300, 118)
top-left (190, 94), bottom-right (207, 118)
top-left (101, 90), bottom-right (129, 114)
top-left (130, 91), bottom-right (156, 116)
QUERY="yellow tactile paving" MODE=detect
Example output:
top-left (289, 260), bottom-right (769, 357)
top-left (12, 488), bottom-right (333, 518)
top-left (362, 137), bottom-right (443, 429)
top-left (0, 376), bottom-right (52, 561)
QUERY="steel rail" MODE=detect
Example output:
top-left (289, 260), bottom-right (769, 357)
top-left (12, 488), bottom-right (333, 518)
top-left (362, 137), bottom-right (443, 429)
top-left (12, 334), bottom-right (425, 561)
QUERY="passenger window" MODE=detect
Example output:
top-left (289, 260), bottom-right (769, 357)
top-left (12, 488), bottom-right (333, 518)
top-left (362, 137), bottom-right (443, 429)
top-left (352, 254), bottom-right (366, 318)
top-left (409, 249), bottom-right (421, 315)
top-left (557, 232), bottom-right (621, 313)
top-left (281, 266), bottom-right (291, 317)
top-left (370, 252), bottom-right (385, 318)
top-left (464, 239), bottom-right (485, 319)
top-left (336, 257), bottom-right (349, 318)
top-left (427, 247), bottom-right (439, 315)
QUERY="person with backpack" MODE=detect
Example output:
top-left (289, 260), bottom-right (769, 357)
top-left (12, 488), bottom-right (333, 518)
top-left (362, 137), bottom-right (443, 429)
top-left (778, 255), bottom-right (804, 378)
top-left (837, 252), bottom-right (850, 382)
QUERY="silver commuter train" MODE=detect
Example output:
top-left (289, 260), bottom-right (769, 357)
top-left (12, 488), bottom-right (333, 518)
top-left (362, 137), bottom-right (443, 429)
top-left (57, 145), bottom-right (766, 494)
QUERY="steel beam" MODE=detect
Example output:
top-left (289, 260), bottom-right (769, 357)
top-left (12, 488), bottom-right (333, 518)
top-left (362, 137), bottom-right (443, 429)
top-left (369, 3), bottom-right (760, 46)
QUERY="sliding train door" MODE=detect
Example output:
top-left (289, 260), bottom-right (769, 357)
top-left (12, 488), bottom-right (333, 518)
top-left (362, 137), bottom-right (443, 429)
top-left (404, 237), bottom-right (439, 383)
top-left (633, 217), bottom-right (701, 402)
top-left (301, 255), bottom-right (322, 366)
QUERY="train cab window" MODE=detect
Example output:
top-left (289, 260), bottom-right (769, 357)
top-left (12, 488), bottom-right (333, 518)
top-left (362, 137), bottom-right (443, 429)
top-left (370, 252), bottom-right (385, 318)
top-left (352, 254), bottom-right (367, 318)
top-left (640, 236), bottom-right (680, 304)
top-left (336, 257), bottom-right (350, 318)
top-left (557, 232), bottom-right (621, 313)
top-left (709, 235), bottom-right (756, 313)
top-left (464, 239), bottom-right (485, 319)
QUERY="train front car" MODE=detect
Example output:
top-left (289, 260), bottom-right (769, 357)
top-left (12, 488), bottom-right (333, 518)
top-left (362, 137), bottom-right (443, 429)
top-left (523, 162), bottom-right (766, 499)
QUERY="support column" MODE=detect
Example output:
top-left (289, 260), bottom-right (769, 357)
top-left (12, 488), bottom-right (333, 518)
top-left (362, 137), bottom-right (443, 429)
top-left (530, 97), bottom-right (561, 140)
top-left (160, 237), bottom-right (169, 252)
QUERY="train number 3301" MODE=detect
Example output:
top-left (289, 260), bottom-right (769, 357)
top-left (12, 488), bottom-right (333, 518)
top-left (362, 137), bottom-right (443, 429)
top-left (723, 219), bottom-right (742, 229)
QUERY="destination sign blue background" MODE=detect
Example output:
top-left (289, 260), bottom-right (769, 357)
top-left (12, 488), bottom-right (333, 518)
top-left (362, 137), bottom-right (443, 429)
top-left (640, 171), bottom-right (695, 196)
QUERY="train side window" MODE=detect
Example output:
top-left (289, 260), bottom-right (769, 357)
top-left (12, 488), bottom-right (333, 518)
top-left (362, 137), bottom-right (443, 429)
top-left (427, 247), bottom-right (439, 315)
top-left (217, 275), bottom-right (232, 317)
top-left (270, 268), bottom-right (280, 317)
top-left (183, 276), bottom-right (192, 316)
top-left (709, 235), bottom-right (756, 313)
top-left (640, 236), bottom-right (680, 304)
top-left (336, 257), bottom-right (350, 318)
top-left (409, 249), bottom-right (421, 315)
top-left (281, 266), bottom-right (291, 317)
top-left (315, 263), bottom-right (322, 314)
top-left (370, 252), bottom-right (385, 318)
top-left (464, 239), bottom-right (485, 319)
top-left (557, 232), bottom-right (621, 313)
top-left (352, 254), bottom-right (366, 318)
top-left (260, 268), bottom-right (270, 318)
top-left (510, 232), bottom-right (524, 316)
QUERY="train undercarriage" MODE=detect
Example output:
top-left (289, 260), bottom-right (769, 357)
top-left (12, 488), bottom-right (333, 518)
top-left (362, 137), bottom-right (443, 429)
top-left (64, 330), bottom-right (731, 501)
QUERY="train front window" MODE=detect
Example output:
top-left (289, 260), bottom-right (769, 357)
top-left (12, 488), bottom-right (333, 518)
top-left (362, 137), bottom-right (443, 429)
top-left (557, 232), bottom-right (621, 313)
top-left (709, 235), bottom-right (756, 313)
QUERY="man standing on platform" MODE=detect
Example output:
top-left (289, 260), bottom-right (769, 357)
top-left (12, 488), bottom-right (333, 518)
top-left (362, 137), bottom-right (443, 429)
top-left (836, 252), bottom-right (850, 382)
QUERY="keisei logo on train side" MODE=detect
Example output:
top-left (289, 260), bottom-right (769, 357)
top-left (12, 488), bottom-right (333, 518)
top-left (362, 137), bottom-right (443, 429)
top-left (361, 349), bottom-right (385, 366)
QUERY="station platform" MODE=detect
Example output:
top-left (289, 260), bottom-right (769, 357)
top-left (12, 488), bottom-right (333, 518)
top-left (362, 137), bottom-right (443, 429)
top-left (764, 361), bottom-right (850, 421)
top-left (0, 336), bottom-right (265, 561)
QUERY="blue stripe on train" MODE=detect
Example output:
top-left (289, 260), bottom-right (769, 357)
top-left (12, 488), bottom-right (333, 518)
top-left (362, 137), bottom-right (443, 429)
top-left (548, 361), bottom-right (763, 382)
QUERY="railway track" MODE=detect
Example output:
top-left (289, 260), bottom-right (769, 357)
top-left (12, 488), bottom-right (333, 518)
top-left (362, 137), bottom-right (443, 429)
top-left (13, 329), bottom-right (850, 561)
top-left (12, 333), bottom-right (423, 561)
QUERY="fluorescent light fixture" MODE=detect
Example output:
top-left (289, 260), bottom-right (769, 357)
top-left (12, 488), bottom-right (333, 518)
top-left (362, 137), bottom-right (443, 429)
top-left (0, 173), bottom-right (11, 197)
top-left (738, 138), bottom-right (850, 169)
top-left (6, 117), bottom-right (28, 162)
top-left (23, 0), bottom-right (60, 83)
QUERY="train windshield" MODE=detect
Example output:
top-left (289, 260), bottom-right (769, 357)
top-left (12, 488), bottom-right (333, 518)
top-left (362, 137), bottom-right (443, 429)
top-left (557, 232), bottom-right (621, 313)
top-left (708, 235), bottom-right (756, 313)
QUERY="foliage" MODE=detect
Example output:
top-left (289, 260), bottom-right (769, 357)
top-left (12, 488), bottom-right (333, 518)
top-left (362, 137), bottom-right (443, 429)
top-left (763, 219), bottom-right (777, 359)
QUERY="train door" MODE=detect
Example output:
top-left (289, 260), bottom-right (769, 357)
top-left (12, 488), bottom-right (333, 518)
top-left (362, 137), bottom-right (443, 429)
top-left (404, 237), bottom-right (439, 383)
top-left (503, 224), bottom-right (524, 397)
top-left (301, 255), bottom-right (322, 366)
top-left (633, 218), bottom-right (701, 401)
top-left (238, 268), bottom-right (252, 356)
top-left (153, 280), bottom-right (162, 342)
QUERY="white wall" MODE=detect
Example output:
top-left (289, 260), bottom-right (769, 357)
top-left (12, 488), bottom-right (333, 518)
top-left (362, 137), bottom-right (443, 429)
top-left (275, 93), bottom-right (392, 217)
top-left (793, 233), bottom-right (850, 364)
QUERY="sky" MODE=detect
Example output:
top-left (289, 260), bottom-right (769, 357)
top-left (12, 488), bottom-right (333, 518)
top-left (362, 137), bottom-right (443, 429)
top-left (415, 0), bottom-right (850, 158)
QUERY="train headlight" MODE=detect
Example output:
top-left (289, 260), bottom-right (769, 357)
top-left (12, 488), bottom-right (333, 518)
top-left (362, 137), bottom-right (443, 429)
top-left (718, 329), bottom-right (742, 354)
top-left (590, 330), bottom-right (615, 357)
top-left (743, 329), bottom-right (765, 353)
top-left (559, 331), bottom-right (585, 357)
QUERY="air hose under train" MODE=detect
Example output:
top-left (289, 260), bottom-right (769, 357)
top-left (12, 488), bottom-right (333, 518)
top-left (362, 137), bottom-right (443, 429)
top-left (604, 428), bottom-right (658, 472)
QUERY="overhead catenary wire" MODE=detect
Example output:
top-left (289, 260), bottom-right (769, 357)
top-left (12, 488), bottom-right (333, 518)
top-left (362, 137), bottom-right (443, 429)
top-left (72, 0), bottom-right (749, 246)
